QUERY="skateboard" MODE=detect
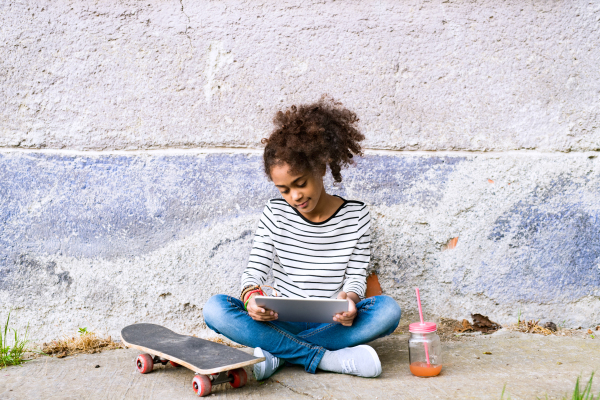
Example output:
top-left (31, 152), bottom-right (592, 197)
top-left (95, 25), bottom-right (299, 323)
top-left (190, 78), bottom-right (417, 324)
top-left (121, 323), bottom-right (265, 397)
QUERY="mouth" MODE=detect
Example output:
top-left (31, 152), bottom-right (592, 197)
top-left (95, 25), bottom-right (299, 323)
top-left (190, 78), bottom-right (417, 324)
top-left (296, 200), bottom-right (310, 209)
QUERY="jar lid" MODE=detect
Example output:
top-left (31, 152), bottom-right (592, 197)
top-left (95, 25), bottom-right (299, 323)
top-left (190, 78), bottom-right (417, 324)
top-left (409, 322), bottom-right (437, 333)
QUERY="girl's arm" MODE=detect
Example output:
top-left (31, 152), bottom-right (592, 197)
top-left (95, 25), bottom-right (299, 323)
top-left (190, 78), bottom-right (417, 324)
top-left (240, 204), bottom-right (281, 321)
top-left (334, 208), bottom-right (370, 326)
top-left (342, 291), bottom-right (361, 304)
top-left (342, 208), bottom-right (371, 300)
top-left (240, 206), bottom-right (276, 289)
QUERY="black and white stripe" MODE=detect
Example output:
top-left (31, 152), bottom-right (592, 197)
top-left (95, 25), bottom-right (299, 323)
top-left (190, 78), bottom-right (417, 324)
top-left (241, 197), bottom-right (370, 299)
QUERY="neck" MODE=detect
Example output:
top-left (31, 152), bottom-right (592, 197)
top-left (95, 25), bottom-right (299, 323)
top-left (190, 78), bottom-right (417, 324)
top-left (300, 192), bottom-right (341, 223)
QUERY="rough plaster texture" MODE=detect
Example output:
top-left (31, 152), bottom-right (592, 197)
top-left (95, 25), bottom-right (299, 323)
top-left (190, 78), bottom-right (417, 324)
top-left (2, 0), bottom-right (600, 343)
top-left (1, 151), bottom-right (598, 341)
top-left (1, 0), bottom-right (600, 151)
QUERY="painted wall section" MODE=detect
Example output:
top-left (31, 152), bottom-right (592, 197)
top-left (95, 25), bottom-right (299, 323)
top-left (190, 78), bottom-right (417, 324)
top-left (1, 0), bottom-right (599, 151)
top-left (1, 152), bottom-right (598, 341)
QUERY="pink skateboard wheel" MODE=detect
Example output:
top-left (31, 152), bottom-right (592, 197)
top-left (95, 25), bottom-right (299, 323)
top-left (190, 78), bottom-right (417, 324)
top-left (136, 354), bottom-right (154, 374)
top-left (228, 368), bottom-right (248, 388)
top-left (192, 375), bottom-right (212, 397)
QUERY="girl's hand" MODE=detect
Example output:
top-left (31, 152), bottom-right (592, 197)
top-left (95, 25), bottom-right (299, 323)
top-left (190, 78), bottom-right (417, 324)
top-left (334, 291), bottom-right (358, 326)
top-left (246, 296), bottom-right (278, 321)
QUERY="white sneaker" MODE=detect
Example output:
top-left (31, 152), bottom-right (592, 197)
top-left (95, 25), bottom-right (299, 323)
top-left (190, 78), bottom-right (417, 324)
top-left (253, 347), bottom-right (283, 380)
top-left (335, 345), bottom-right (382, 378)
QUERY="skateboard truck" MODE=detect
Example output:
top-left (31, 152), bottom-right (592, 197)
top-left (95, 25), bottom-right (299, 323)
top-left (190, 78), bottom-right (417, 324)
top-left (191, 368), bottom-right (247, 397)
top-left (155, 356), bottom-right (170, 366)
top-left (209, 371), bottom-right (235, 385)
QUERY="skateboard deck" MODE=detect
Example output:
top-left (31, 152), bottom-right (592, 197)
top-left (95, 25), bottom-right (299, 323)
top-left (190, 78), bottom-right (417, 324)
top-left (121, 323), bottom-right (265, 375)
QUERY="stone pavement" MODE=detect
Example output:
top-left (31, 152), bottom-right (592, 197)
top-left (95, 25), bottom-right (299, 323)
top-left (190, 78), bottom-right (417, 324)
top-left (1, 330), bottom-right (598, 400)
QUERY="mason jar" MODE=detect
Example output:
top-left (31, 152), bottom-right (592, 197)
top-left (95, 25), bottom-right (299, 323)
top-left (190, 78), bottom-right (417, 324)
top-left (408, 322), bottom-right (442, 377)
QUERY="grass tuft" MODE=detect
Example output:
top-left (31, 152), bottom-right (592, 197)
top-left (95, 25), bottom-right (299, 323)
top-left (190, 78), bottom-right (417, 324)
top-left (42, 331), bottom-right (122, 358)
top-left (569, 373), bottom-right (598, 400)
top-left (0, 311), bottom-right (30, 369)
top-left (525, 373), bottom-right (600, 400)
top-left (501, 384), bottom-right (512, 399)
top-left (509, 318), bottom-right (555, 336)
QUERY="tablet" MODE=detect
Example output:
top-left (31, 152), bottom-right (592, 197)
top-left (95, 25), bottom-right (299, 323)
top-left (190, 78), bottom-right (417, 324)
top-left (253, 296), bottom-right (349, 323)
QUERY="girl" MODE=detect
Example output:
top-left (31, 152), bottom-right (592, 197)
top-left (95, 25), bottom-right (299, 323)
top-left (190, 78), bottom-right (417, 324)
top-left (204, 97), bottom-right (401, 380)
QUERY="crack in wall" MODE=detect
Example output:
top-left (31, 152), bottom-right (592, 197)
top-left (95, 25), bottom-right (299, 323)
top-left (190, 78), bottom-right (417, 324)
top-left (179, 0), bottom-right (193, 51)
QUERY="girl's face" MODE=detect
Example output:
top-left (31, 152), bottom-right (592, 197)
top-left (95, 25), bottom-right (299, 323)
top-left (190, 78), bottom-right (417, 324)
top-left (270, 163), bottom-right (324, 214)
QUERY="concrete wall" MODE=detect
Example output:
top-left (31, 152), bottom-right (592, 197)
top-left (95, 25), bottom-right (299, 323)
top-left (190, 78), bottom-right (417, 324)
top-left (1, 0), bottom-right (599, 340)
top-left (3, 0), bottom-right (599, 152)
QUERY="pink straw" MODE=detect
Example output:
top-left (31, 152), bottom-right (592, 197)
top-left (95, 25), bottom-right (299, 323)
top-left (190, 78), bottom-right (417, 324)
top-left (415, 287), bottom-right (424, 324)
top-left (415, 288), bottom-right (431, 367)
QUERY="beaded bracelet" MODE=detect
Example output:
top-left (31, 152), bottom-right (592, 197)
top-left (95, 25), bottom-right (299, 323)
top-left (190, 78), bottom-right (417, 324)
top-left (243, 288), bottom-right (264, 310)
top-left (243, 287), bottom-right (263, 303)
top-left (240, 284), bottom-right (260, 301)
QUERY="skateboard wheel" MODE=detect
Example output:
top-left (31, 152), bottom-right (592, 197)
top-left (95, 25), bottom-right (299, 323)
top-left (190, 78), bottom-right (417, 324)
top-left (169, 361), bottom-right (181, 368)
top-left (228, 368), bottom-right (247, 388)
top-left (192, 375), bottom-right (212, 397)
top-left (136, 354), bottom-right (154, 374)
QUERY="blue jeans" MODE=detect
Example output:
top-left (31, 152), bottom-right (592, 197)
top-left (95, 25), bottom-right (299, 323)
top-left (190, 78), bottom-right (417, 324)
top-left (203, 294), bottom-right (401, 374)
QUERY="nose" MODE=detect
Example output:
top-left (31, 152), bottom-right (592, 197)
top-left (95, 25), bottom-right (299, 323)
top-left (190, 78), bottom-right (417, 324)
top-left (291, 190), bottom-right (303, 202)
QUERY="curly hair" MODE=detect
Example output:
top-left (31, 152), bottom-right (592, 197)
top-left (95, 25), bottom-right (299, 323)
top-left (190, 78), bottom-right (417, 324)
top-left (261, 96), bottom-right (365, 183)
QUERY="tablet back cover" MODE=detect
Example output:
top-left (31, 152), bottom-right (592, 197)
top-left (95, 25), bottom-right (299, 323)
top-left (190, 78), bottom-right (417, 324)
top-left (254, 296), bottom-right (349, 323)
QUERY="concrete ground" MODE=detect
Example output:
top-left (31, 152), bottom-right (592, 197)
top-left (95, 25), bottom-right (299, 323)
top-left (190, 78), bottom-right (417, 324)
top-left (1, 330), bottom-right (598, 400)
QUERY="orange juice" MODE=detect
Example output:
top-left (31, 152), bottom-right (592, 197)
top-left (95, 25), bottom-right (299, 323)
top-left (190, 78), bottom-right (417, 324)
top-left (409, 361), bottom-right (442, 377)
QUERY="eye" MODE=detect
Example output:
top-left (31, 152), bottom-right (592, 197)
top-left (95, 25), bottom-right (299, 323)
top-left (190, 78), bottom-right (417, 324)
top-left (297, 181), bottom-right (306, 188)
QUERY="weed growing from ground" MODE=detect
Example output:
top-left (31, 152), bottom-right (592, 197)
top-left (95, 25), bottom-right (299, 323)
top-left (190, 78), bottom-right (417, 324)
top-left (503, 373), bottom-right (599, 399)
top-left (0, 312), bottom-right (30, 369)
top-left (565, 373), bottom-right (599, 400)
top-left (500, 384), bottom-right (511, 399)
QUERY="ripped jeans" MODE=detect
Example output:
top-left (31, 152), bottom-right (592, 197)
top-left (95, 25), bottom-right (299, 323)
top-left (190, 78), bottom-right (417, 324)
top-left (203, 294), bottom-right (401, 373)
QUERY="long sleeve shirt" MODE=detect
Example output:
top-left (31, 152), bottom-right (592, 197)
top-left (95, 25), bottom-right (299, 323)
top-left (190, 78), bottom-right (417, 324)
top-left (241, 197), bottom-right (371, 299)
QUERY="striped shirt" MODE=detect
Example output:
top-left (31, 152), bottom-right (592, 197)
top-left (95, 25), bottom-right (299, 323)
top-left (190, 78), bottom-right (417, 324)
top-left (241, 197), bottom-right (370, 299)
